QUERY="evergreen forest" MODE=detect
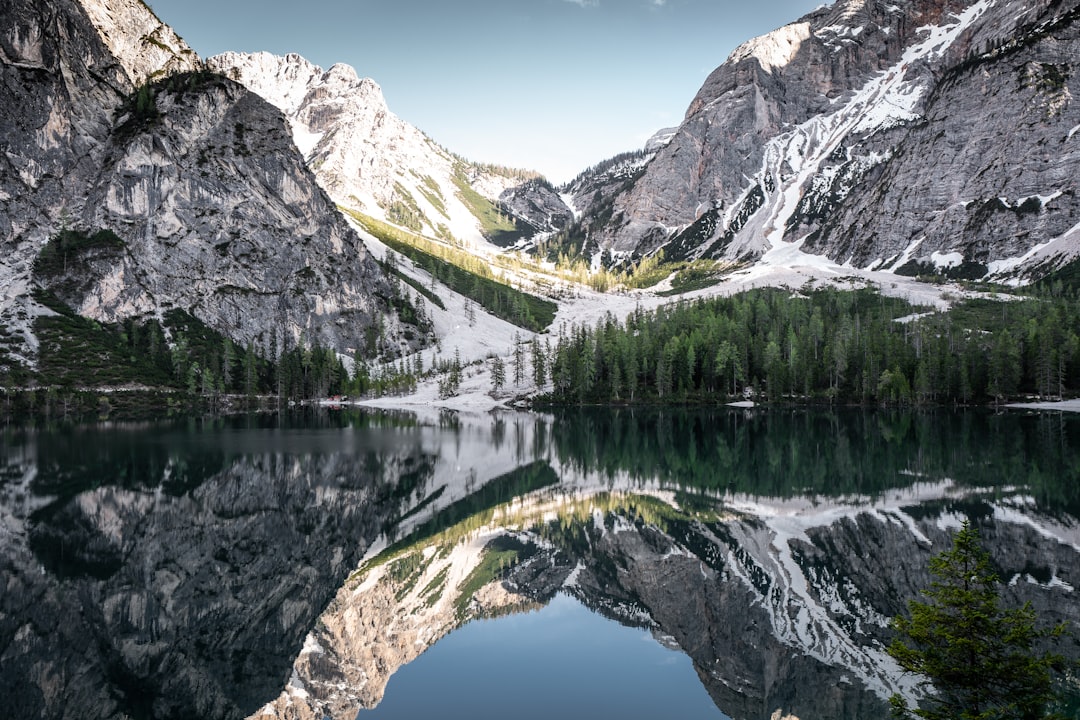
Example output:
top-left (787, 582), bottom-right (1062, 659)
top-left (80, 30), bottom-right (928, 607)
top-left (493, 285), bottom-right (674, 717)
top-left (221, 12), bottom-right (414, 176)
top-left (542, 285), bottom-right (1080, 406)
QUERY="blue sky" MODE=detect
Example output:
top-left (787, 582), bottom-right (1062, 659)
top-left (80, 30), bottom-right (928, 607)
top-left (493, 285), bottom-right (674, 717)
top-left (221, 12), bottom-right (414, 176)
top-left (150, 0), bottom-right (825, 183)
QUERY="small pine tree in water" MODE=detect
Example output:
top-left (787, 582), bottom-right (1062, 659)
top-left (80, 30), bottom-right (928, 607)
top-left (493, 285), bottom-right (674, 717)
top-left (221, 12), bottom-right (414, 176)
top-left (888, 520), bottom-right (1069, 720)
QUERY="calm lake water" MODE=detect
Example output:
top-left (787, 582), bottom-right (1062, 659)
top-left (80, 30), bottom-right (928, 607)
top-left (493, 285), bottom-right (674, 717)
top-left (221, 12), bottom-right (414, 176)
top-left (1, 407), bottom-right (1078, 720)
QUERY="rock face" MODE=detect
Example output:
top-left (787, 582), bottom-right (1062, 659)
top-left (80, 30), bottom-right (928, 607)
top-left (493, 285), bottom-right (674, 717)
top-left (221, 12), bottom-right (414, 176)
top-left (0, 0), bottom-right (413, 376)
top-left (78, 0), bottom-right (200, 83)
top-left (78, 74), bottom-right (392, 353)
top-left (808, 0), bottom-right (1080, 277)
top-left (207, 51), bottom-right (543, 247)
top-left (582, 0), bottom-right (1080, 279)
top-left (496, 178), bottom-right (574, 237)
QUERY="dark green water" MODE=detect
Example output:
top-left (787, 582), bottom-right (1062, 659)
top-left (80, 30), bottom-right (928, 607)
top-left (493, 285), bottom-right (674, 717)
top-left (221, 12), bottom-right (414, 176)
top-left (1, 408), bottom-right (1077, 720)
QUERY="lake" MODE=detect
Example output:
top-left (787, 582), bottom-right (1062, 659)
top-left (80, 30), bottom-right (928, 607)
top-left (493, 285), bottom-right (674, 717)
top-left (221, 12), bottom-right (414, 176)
top-left (1, 407), bottom-right (1078, 720)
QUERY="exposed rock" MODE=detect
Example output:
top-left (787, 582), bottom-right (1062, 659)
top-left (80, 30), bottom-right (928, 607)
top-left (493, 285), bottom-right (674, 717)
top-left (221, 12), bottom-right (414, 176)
top-left (497, 178), bottom-right (574, 236)
top-left (583, 0), bottom-right (1080, 280)
top-left (805, 1), bottom-right (1080, 274)
top-left (75, 73), bottom-right (394, 353)
top-left (558, 150), bottom-right (656, 264)
top-left (208, 51), bottom-right (543, 247)
top-left (0, 0), bottom-right (416, 379)
top-left (79, 0), bottom-right (201, 84)
top-left (1, 0), bottom-right (135, 369)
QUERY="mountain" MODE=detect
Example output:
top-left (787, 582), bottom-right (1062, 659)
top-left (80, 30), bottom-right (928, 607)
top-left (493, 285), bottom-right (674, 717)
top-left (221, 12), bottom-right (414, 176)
top-left (207, 51), bottom-right (555, 249)
top-left (5, 0), bottom-right (1078, 393)
top-left (573, 0), bottom-right (1080, 281)
top-left (0, 0), bottom-right (420, 384)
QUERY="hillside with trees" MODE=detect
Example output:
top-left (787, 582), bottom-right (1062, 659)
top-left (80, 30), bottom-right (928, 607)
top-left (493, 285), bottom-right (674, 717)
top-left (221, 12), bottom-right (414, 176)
top-left (540, 285), bottom-right (1080, 406)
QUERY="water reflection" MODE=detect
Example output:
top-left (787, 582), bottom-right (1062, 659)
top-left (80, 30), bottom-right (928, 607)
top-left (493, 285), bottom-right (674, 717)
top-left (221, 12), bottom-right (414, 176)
top-left (359, 593), bottom-right (728, 720)
top-left (1, 408), bottom-right (1078, 720)
top-left (0, 411), bottom-right (526, 720)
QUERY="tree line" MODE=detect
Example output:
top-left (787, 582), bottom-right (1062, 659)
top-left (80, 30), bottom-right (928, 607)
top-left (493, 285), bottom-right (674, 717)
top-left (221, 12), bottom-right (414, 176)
top-left (540, 286), bottom-right (1080, 405)
top-left (24, 293), bottom-right (355, 403)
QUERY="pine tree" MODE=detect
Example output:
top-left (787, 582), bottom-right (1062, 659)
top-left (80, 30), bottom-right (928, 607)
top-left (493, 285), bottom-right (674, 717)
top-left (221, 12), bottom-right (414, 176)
top-left (531, 338), bottom-right (546, 387)
top-left (888, 520), bottom-right (1068, 720)
top-left (491, 355), bottom-right (506, 392)
top-left (244, 341), bottom-right (257, 397)
top-left (513, 332), bottom-right (525, 386)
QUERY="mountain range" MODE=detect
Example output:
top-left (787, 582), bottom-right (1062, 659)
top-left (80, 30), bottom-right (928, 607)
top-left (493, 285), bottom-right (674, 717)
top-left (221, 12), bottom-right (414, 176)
top-left (1, 0), bottom-right (1078, 385)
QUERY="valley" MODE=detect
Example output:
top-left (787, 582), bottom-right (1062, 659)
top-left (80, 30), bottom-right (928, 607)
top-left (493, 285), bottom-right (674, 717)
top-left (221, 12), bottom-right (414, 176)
top-left (3, 2), bottom-right (1080, 718)
top-left (3, 0), bottom-right (1078, 413)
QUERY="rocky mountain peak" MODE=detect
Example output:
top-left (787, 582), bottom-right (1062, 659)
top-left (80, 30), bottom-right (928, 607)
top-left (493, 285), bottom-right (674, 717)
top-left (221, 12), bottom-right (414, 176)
top-left (726, 21), bottom-right (812, 75)
top-left (209, 51), bottom-right (326, 115)
top-left (0, 0), bottom-right (424, 381)
top-left (208, 50), bottom-right (544, 247)
top-left (325, 62), bottom-right (362, 85)
top-left (575, 0), bottom-right (1079, 282)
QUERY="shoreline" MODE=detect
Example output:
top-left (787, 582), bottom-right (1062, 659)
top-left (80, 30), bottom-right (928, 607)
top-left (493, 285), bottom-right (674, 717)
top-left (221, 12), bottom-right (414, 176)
top-left (1005, 399), bottom-right (1080, 413)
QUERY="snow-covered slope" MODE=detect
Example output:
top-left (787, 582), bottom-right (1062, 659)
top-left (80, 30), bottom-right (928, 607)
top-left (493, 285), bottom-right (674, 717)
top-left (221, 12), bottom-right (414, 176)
top-left (208, 51), bottom-right (537, 250)
top-left (582, 0), bottom-right (1080, 281)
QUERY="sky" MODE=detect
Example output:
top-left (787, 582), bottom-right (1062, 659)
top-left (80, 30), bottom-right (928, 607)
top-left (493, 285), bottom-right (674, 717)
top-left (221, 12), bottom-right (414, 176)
top-left (149, 0), bottom-right (825, 183)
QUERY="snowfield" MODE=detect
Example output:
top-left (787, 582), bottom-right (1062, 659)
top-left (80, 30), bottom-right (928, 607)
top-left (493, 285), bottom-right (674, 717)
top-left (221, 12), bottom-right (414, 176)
top-left (347, 216), bottom-right (1006, 412)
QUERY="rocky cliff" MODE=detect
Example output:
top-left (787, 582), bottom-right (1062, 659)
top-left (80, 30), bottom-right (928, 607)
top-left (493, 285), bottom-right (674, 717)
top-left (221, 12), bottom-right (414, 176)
top-left (581, 0), bottom-right (1080, 280)
top-left (0, 0), bottom-right (415, 380)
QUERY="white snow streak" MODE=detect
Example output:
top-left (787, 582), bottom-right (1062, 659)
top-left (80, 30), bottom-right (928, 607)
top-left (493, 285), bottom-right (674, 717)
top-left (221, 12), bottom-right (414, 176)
top-left (741, 0), bottom-right (996, 259)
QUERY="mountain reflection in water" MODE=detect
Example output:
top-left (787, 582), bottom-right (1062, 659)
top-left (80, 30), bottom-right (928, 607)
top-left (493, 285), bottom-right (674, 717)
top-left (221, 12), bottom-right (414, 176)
top-left (1, 408), bottom-right (1078, 720)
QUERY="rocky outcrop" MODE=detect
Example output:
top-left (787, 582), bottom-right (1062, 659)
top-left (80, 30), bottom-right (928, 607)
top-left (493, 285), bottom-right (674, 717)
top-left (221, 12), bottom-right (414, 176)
top-left (585, 0), bottom-right (1080, 280)
top-left (74, 72), bottom-right (393, 352)
top-left (1, 0), bottom-right (134, 370)
top-left (804, 0), bottom-right (1080, 277)
top-left (0, 0), bottom-right (416, 378)
top-left (558, 150), bottom-right (655, 263)
top-left (78, 0), bottom-right (200, 84)
top-left (497, 178), bottom-right (573, 237)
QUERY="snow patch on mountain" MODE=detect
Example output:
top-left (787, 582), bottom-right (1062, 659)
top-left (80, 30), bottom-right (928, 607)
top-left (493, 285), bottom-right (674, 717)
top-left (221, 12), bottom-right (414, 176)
top-left (722, 0), bottom-right (998, 260)
top-left (988, 221), bottom-right (1080, 284)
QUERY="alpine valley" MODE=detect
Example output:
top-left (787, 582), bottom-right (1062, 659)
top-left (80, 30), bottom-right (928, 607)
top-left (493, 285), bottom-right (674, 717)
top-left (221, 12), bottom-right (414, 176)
top-left (2, 0), bottom-right (1078, 405)
top-left (3, 2), bottom-right (1080, 719)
